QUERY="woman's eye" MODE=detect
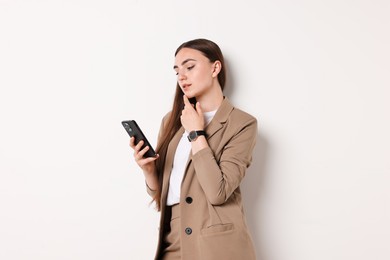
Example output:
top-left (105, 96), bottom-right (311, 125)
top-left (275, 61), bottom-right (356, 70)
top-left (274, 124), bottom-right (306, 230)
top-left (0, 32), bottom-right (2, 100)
top-left (187, 65), bottom-right (195, 70)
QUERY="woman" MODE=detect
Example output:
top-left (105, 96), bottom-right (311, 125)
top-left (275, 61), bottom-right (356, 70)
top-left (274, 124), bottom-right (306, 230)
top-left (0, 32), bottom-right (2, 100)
top-left (130, 38), bottom-right (257, 260)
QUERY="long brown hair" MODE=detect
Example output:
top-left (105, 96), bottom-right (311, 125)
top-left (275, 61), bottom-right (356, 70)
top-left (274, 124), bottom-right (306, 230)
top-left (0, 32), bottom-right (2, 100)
top-left (152, 38), bottom-right (226, 211)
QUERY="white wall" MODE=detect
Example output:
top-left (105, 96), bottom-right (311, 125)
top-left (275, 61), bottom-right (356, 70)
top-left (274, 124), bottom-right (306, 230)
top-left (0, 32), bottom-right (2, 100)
top-left (1, 1), bottom-right (389, 259)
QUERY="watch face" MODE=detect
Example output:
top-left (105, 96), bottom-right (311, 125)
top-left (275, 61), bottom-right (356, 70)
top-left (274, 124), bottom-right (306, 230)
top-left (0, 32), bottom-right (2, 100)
top-left (189, 131), bottom-right (197, 140)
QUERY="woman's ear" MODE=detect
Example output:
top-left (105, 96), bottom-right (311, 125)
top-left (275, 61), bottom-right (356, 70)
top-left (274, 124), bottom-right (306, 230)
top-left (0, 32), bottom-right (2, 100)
top-left (212, 61), bottom-right (222, 78)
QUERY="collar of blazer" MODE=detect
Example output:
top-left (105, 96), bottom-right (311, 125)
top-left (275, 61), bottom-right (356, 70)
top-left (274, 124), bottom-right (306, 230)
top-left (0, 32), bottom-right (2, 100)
top-left (204, 96), bottom-right (233, 139)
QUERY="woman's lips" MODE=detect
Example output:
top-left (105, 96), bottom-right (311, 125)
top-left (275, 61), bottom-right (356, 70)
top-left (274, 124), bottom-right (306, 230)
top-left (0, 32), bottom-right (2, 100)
top-left (182, 84), bottom-right (191, 90)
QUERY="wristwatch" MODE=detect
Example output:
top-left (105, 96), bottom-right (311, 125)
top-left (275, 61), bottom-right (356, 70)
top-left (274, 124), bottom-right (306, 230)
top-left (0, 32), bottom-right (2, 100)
top-left (187, 130), bottom-right (207, 142)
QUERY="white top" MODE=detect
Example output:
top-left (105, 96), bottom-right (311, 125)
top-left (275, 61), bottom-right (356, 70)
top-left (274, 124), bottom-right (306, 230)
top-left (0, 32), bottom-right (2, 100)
top-left (166, 110), bottom-right (217, 206)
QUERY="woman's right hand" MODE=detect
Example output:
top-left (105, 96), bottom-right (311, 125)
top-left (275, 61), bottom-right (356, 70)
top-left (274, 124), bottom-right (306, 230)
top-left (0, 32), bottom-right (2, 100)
top-left (129, 137), bottom-right (159, 175)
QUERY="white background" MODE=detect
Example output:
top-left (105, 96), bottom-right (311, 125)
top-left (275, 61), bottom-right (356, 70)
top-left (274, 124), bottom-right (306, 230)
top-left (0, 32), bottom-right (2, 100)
top-left (1, 0), bottom-right (389, 259)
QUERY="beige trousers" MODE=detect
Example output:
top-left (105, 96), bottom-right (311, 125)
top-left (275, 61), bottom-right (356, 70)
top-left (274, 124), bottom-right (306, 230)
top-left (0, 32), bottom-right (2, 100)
top-left (161, 204), bottom-right (181, 260)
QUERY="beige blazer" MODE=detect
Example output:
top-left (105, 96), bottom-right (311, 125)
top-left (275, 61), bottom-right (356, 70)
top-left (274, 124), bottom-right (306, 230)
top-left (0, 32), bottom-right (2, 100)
top-left (148, 97), bottom-right (257, 260)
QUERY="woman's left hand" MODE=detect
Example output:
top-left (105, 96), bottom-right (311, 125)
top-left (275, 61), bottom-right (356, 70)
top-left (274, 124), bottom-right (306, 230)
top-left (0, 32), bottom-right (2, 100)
top-left (180, 95), bottom-right (205, 132)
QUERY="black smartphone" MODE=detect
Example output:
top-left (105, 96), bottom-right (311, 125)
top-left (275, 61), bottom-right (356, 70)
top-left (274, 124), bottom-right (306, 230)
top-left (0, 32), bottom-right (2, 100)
top-left (121, 120), bottom-right (157, 158)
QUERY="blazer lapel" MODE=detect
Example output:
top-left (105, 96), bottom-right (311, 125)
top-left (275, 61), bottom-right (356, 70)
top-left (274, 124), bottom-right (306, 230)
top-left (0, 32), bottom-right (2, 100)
top-left (163, 98), bottom-right (234, 204)
top-left (205, 97), bottom-right (234, 139)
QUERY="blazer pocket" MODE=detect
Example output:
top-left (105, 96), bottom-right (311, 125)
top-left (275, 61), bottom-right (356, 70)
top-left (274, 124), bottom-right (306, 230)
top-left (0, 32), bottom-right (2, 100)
top-left (199, 224), bottom-right (255, 260)
top-left (200, 223), bottom-right (234, 237)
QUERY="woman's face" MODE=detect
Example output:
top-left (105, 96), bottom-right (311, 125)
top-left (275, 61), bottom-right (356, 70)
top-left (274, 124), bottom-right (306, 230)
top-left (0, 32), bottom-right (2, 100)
top-left (174, 48), bottom-right (216, 99)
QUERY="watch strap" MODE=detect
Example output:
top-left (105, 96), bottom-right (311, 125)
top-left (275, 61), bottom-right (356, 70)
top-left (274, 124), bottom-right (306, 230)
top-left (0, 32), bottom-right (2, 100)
top-left (187, 130), bottom-right (207, 142)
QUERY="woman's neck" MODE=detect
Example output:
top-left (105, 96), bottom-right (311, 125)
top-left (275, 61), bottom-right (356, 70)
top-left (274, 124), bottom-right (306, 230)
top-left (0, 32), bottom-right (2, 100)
top-left (194, 79), bottom-right (224, 112)
top-left (196, 88), bottom-right (224, 112)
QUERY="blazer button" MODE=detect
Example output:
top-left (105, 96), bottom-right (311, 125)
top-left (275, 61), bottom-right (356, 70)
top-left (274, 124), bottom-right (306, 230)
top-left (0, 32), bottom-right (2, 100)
top-left (185, 227), bottom-right (192, 235)
top-left (185, 197), bottom-right (193, 204)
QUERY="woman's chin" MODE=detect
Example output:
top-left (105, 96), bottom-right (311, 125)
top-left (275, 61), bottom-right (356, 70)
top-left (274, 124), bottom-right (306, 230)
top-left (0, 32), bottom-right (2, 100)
top-left (184, 93), bottom-right (195, 99)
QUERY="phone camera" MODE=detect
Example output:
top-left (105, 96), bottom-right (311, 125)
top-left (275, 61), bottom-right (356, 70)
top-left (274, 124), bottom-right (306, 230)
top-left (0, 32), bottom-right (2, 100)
top-left (122, 122), bottom-right (132, 132)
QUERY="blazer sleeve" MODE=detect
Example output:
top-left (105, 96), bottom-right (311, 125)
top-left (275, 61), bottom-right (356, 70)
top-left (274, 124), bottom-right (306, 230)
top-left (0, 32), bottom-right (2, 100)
top-left (192, 116), bottom-right (257, 205)
top-left (145, 113), bottom-right (170, 197)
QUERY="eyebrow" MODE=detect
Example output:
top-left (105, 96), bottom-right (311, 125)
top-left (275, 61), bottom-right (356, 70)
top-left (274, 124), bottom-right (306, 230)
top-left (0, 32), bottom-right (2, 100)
top-left (173, 58), bottom-right (196, 69)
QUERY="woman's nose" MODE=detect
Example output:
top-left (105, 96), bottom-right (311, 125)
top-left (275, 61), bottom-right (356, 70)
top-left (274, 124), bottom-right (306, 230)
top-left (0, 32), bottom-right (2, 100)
top-left (178, 72), bottom-right (186, 81)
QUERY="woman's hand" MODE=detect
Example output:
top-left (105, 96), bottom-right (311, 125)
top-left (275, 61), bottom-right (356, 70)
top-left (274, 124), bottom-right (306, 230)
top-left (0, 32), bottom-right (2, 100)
top-left (130, 137), bottom-right (159, 191)
top-left (180, 95), bottom-right (205, 132)
top-left (129, 137), bottom-right (159, 175)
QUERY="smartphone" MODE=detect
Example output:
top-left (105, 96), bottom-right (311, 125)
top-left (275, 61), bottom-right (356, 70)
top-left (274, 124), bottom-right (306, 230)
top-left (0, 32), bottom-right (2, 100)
top-left (121, 120), bottom-right (157, 158)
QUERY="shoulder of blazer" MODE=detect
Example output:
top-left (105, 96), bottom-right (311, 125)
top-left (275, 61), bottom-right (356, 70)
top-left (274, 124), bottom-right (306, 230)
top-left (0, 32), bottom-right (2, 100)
top-left (161, 111), bottom-right (172, 125)
top-left (157, 111), bottom-right (173, 136)
top-left (204, 97), bottom-right (257, 140)
top-left (214, 97), bottom-right (257, 125)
